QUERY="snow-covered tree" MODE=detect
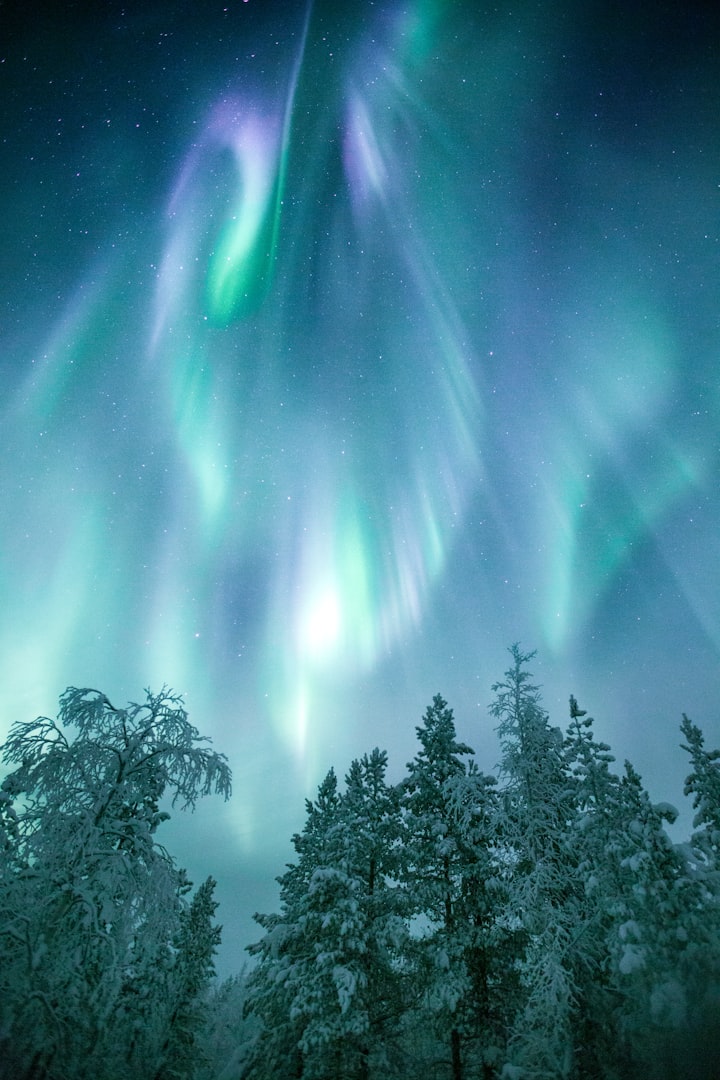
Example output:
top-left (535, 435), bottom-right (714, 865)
top-left (0, 686), bottom-right (231, 1080)
top-left (401, 694), bottom-right (509, 1079)
top-left (681, 713), bottom-right (720, 873)
top-left (552, 699), bottom-right (716, 1080)
top-left (490, 646), bottom-right (569, 869)
top-left (196, 970), bottom-right (259, 1080)
top-left (152, 875), bottom-right (223, 1080)
top-left (245, 753), bottom-right (408, 1079)
top-left (565, 695), bottom-right (617, 819)
top-left (599, 755), bottom-right (720, 1072)
top-left (243, 768), bottom-right (342, 1079)
top-left (330, 749), bottom-right (409, 1072)
top-left (559, 696), bottom-right (639, 1073)
top-left (489, 648), bottom-right (580, 1079)
top-left (678, 714), bottom-right (720, 1047)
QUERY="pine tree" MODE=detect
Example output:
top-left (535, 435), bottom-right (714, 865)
top-left (565, 694), bottom-right (617, 819)
top-left (597, 760), bottom-right (701, 1069)
top-left (153, 876), bottom-right (223, 1080)
top-left (245, 754), bottom-right (408, 1079)
top-left (678, 715), bottom-right (720, 1075)
top-left (489, 648), bottom-right (578, 1080)
top-left (197, 971), bottom-right (259, 1080)
top-left (244, 768), bottom-right (342, 1079)
top-left (401, 694), bottom-right (506, 1079)
top-left (681, 713), bottom-right (720, 873)
top-left (561, 695), bottom-right (626, 1077)
top-left (333, 749), bottom-right (408, 1074)
top-left (490, 646), bottom-right (569, 870)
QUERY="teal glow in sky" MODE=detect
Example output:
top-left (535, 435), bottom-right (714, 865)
top-left (1, 0), bottom-right (719, 972)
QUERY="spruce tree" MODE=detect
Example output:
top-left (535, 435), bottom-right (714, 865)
top-left (244, 768), bottom-right (342, 1079)
top-left (681, 713), bottom-right (720, 873)
top-left (489, 647), bottom-right (578, 1079)
top-left (599, 760), bottom-right (700, 1069)
top-left (245, 756), bottom-right (407, 1079)
top-left (678, 715), bottom-right (720, 1074)
top-left (401, 694), bottom-right (505, 1079)
top-left (561, 695), bottom-right (625, 1077)
top-left (153, 876), bottom-right (223, 1080)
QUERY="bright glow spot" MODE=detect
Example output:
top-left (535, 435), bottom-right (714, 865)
top-left (302, 585), bottom-right (341, 658)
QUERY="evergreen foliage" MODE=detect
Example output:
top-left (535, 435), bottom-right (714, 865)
top-left (2, 656), bottom-right (720, 1078)
top-left (239, 649), bottom-right (720, 1079)
top-left (400, 694), bottom-right (509, 1078)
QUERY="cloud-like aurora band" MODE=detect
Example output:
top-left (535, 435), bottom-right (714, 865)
top-left (147, 2), bottom-right (484, 764)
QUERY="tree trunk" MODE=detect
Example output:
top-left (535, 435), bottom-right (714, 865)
top-left (451, 1027), bottom-right (462, 1080)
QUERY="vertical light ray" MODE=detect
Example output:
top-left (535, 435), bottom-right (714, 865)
top-left (538, 294), bottom-right (683, 652)
top-left (12, 266), bottom-right (111, 421)
top-left (0, 497), bottom-right (106, 717)
top-left (251, 1), bottom-right (489, 759)
top-left (170, 346), bottom-right (230, 534)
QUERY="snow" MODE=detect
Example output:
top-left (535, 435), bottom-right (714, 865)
top-left (618, 943), bottom-right (645, 975)
top-left (654, 802), bottom-right (680, 823)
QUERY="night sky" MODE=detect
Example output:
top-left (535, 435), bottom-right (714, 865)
top-left (2, 0), bottom-right (719, 975)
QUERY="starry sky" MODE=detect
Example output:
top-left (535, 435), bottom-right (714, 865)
top-left (2, 0), bottom-right (719, 975)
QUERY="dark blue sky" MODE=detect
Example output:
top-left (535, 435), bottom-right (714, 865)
top-left (2, 0), bottom-right (719, 974)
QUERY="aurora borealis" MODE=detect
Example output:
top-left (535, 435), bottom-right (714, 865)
top-left (2, 0), bottom-right (719, 971)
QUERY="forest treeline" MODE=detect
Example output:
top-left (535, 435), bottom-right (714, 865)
top-left (1, 647), bottom-right (720, 1079)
